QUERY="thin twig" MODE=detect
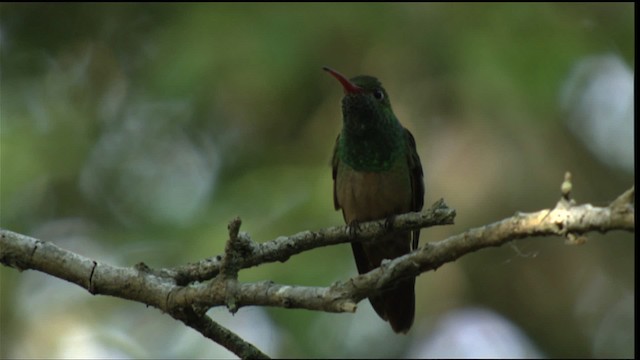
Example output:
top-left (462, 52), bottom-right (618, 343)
top-left (171, 308), bottom-right (269, 359)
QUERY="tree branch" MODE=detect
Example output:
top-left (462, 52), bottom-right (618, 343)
top-left (334, 184), bottom-right (635, 302)
top-left (1, 177), bottom-right (634, 358)
top-left (168, 198), bottom-right (455, 285)
top-left (171, 307), bottom-right (269, 359)
top-left (0, 229), bottom-right (267, 359)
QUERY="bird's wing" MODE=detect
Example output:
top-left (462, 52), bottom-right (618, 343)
top-left (404, 128), bottom-right (425, 250)
top-left (332, 133), bottom-right (342, 210)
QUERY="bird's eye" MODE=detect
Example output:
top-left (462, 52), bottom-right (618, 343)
top-left (373, 89), bottom-right (385, 101)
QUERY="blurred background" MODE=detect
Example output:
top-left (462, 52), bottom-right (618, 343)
top-left (0, 3), bottom-right (634, 358)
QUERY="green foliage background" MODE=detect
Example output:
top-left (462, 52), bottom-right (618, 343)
top-left (0, 3), bottom-right (634, 358)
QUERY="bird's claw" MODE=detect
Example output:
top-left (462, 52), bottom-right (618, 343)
top-left (384, 215), bottom-right (396, 232)
top-left (346, 220), bottom-right (361, 239)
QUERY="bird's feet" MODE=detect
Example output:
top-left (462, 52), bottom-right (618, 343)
top-left (346, 220), bottom-right (362, 239)
top-left (384, 215), bottom-right (396, 233)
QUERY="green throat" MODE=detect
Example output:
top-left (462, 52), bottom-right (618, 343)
top-left (338, 122), bottom-right (405, 172)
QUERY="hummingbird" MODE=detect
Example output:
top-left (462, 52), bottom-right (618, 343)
top-left (324, 67), bottom-right (424, 333)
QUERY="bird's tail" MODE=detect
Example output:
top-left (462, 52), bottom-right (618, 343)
top-left (369, 277), bottom-right (416, 333)
top-left (351, 235), bottom-right (416, 333)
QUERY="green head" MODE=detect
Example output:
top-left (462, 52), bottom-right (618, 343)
top-left (324, 67), bottom-right (406, 171)
top-left (323, 67), bottom-right (397, 136)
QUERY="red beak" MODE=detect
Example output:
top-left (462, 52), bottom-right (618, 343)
top-left (323, 66), bottom-right (362, 94)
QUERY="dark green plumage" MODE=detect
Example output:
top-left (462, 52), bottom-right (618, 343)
top-left (325, 67), bottom-right (425, 333)
top-left (335, 76), bottom-right (406, 172)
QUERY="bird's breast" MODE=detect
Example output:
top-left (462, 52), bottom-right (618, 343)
top-left (336, 161), bottom-right (412, 224)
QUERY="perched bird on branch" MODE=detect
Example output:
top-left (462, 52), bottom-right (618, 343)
top-left (325, 67), bottom-right (425, 333)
